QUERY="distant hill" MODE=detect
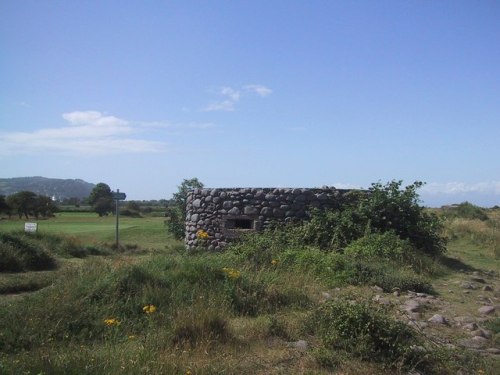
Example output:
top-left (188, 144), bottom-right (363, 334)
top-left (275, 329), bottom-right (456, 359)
top-left (0, 177), bottom-right (95, 201)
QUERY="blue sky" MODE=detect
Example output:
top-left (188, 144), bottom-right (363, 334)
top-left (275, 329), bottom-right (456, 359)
top-left (1, 0), bottom-right (499, 206)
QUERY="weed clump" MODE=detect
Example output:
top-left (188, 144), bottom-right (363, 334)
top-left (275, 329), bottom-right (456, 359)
top-left (0, 232), bottom-right (56, 272)
top-left (308, 297), bottom-right (422, 369)
top-left (442, 202), bottom-right (489, 221)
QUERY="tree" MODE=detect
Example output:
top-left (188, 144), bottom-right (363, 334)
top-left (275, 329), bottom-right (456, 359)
top-left (6, 191), bottom-right (37, 219)
top-left (0, 195), bottom-right (11, 217)
top-left (166, 178), bottom-right (204, 239)
top-left (88, 183), bottom-right (113, 217)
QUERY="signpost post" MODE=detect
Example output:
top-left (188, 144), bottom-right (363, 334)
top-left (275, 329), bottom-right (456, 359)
top-left (111, 189), bottom-right (127, 248)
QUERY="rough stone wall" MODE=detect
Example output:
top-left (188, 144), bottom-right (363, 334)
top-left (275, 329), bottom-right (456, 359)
top-left (185, 187), bottom-right (354, 251)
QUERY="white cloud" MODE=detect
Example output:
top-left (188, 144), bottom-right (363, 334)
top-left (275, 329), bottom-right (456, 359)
top-left (203, 100), bottom-right (236, 112)
top-left (202, 83), bottom-right (271, 112)
top-left (244, 84), bottom-right (272, 97)
top-left (0, 111), bottom-right (166, 156)
top-left (421, 181), bottom-right (500, 195)
top-left (62, 110), bottom-right (128, 127)
top-left (221, 87), bottom-right (240, 101)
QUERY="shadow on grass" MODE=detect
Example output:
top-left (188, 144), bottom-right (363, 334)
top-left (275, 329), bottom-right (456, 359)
top-left (439, 255), bottom-right (477, 273)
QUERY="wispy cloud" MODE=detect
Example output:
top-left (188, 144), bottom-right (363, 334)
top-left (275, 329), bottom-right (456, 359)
top-left (0, 111), bottom-right (167, 156)
top-left (138, 120), bottom-right (214, 130)
top-left (244, 84), bottom-right (272, 97)
top-left (202, 83), bottom-right (272, 112)
top-left (421, 181), bottom-right (500, 195)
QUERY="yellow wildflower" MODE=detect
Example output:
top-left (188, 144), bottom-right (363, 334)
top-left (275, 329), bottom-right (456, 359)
top-left (222, 267), bottom-right (241, 280)
top-left (143, 304), bottom-right (157, 314)
top-left (271, 259), bottom-right (279, 266)
top-left (104, 318), bottom-right (120, 326)
top-left (196, 229), bottom-right (209, 239)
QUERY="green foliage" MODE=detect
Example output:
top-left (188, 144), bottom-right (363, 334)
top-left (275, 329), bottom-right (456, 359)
top-left (88, 183), bottom-right (113, 217)
top-left (121, 201), bottom-right (142, 217)
top-left (338, 258), bottom-right (434, 293)
top-left (0, 195), bottom-right (10, 216)
top-left (443, 201), bottom-right (489, 221)
top-left (0, 252), bottom-right (308, 354)
top-left (308, 297), bottom-right (421, 368)
top-left (344, 231), bottom-right (413, 259)
top-left (0, 232), bottom-right (57, 272)
top-left (4, 191), bottom-right (57, 219)
top-left (164, 205), bottom-right (185, 240)
top-left (166, 178), bottom-right (204, 240)
top-left (171, 312), bottom-right (230, 347)
top-left (294, 181), bottom-right (446, 256)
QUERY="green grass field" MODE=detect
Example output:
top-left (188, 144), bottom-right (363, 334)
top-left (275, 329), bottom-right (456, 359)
top-left (0, 212), bottom-right (169, 249)
top-left (0, 208), bottom-right (498, 374)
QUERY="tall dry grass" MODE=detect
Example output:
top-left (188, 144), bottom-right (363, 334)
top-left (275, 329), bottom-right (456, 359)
top-left (444, 218), bottom-right (499, 258)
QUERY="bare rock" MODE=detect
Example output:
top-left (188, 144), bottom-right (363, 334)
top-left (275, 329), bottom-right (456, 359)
top-left (478, 306), bottom-right (495, 315)
top-left (463, 322), bottom-right (478, 331)
top-left (404, 299), bottom-right (421, 313)
top-left (461, 282), bottom-right (477, 290)
top-left (484, 348), bottom-right (500, 355)
top-left (470, 276), bottom-right (486, 283)
top-left (428, 314), bottom-right (448, 325)
top-left (371, 285), bottom-right (384, 293)
top-left (458, 336), bottom-right (489, 349)
top-left (287, 340), bottom-right (308, 351)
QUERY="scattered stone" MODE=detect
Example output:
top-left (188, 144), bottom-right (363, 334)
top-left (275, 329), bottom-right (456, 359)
top-left (478, 306), bottom-right (495, 315)
top-left (463, 322), bottom-right (478, 331)
top-left (470, 329), bottom-right (487, 338)
top-left (287, 340), bottom-right (308, 351)
top-left (471, 276), bottom-right (486, 283)
top-left (407, 320), bottom-right (427, 329)
top-left (458, 336), bottom-right (488, 349)
top-left (428, 314), bottom-right (448, 325)
top-left (484, 348), bottom-right (500, 355)
top-left (372, 295), bottom-right (390, 305)
top-left (393, 290), bottom-right (401, 297)
top-left (416, 292), bottom-right (435, 299)
top-left (404, 299), bottom-right (421, 313)
top-left (320, 292), bottom-right (332, 301)
top-left (371, 285), bottom-right (384, 293)
top-left (461, 282), bottom-right (477, 290)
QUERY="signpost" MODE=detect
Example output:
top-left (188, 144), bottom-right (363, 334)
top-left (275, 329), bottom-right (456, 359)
top-left (112, 189), bottom-right (127, 248)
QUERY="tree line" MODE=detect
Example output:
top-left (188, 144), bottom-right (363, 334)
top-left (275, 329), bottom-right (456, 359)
top-left (0, 191), bottom-right (58, 219)
top-left (0, 182), bottom-right (171, 220)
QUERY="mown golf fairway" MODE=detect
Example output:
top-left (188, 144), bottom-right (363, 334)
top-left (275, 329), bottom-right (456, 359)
top-left (0, 212), bottom-right (169, 249)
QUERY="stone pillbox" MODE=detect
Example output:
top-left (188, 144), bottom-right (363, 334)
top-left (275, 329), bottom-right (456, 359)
top-left (184, 187), bottom-right (359, 251)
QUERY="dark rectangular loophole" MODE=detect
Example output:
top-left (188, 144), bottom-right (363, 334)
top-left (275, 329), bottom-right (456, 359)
top-left (226, 219), bottom-right (253, 229)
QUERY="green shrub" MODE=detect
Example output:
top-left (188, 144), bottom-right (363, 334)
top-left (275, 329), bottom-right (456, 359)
top-left (0, 241), bottom-right (24, 272)
top-left (308, 298), bottom-right (421, 368)
top-left (171, 310), bottom-right (230, 347)
top-left (344, 231), bottom-right (413, 260)
top-left (292, 181), bottom-right (446, 256)
top-left (0, 233), bottom-right (56, 272)
top-left (443, 202), bottom-right (489, 221)
top-left (340, 259), bottom-right (433, 293)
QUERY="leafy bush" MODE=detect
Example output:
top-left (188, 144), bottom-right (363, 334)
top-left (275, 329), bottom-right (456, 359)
top-left (308, 297), bottom-right (421, 368)
top-left (339, 259), bottom-right (433, 293)
top-left (443, 202), bottom-right (489, 221)
top-left (0, 233), bottom-right (56, 272)
top-left (344, 231), bottom-right (413, 260)
top-left (166, 178), bottom-right (204, 240)
top-left (293, 181), bottom-right (446, 256)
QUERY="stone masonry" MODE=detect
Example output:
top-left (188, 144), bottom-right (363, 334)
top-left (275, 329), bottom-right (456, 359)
top-left (185, 187), bottom-right (356, 251)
